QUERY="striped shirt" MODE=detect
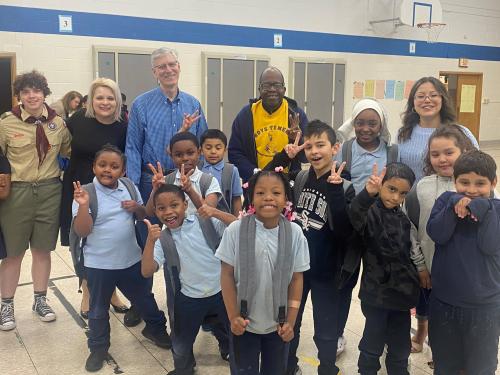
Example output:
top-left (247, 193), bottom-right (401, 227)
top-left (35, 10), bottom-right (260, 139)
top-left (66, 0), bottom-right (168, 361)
top-left (125, 87), bottom-right (208, 184)
top-left (398, 124), bottom-right (478, 182)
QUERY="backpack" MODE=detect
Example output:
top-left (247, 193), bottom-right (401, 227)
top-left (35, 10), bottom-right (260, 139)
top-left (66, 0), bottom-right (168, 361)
top-left (159, 214), bottom-right (222, 333)
top-left (341, 138), bottom-right (399, 172)
top-left (293, 169), bottom-right (352, 231)
top-left (68, 177), bottom-right (139, 277)
top-left (165, 169), bottom-right (231, 213)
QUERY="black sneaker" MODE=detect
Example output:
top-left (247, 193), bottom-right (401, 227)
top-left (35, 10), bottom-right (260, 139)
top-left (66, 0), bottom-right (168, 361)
top-left (32, 295), bottom-right (56, 322)
top-left (123, 305), bottom-right (142, 327)
top-left (220, 350), bottom-right (229, 361)
top-left (166, 369), bottom-right (194, 375)
top-left (141, 327), bottom-right (172, 349)
top-left (0, 300), bottom-right (16, 331)
top-left (85, 350), bottom-right (108, 372)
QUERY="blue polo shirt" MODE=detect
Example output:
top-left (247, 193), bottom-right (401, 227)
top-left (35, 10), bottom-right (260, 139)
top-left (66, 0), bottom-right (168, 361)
top-left (337, 140), bottom-right (392, 194)
top-left (200, 159), bottom-right (243, 199)
top-left (153, 215), bottom-right (226, 298)
top-left (72, 178), bottom-right (143, 270)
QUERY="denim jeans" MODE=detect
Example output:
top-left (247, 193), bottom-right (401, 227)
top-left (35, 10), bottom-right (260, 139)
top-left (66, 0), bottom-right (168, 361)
top-left (86, 262), bottom-right (166, 352)
top-left (287, 275), bottom-right (340, 375)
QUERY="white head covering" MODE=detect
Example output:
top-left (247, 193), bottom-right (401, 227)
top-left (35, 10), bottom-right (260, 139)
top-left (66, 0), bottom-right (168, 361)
top-left (337, 98), bottom-right (391, 145)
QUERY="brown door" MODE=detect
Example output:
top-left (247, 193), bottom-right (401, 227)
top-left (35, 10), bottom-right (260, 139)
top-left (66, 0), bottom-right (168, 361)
top-left (455, 74), bottom-right (483, 139)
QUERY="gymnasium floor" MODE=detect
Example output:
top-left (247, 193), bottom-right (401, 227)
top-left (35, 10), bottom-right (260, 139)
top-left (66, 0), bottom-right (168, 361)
top-left (1, 143), bottom-right (500, 375)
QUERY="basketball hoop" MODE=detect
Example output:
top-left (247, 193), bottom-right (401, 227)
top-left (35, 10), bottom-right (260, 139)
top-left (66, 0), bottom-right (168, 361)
top-left (417, 22), bottom-right (446, 44)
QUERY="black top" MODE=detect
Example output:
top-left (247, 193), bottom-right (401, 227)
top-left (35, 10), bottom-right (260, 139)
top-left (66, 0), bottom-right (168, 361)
top-left (0, 153), bottom-right (11, 174)
top-left (59, 110), bottom-right (127, 246)
top-left (65, 110), bottom-right (127, 183)
top-left (294, 167), bottom-right (354, 281)
top-left (348, 189), bottom-right (420, 311)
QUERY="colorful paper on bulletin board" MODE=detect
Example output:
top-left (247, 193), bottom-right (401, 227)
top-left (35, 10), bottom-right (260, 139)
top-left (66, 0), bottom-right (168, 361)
top-left (375, 80), bottom-right (385, 99)
top-left (385, 80), bottom-right (395, 99)
top-left (353, 81), bottom-right (364, 99)
top-left (395, 80), bottom-right (405, 101)
top-left (364, 80), bottom-right (375, 97)
top-left (460, 84), bottom-right (476, 113)
top-left (404, 80), bottom-right (415, 99)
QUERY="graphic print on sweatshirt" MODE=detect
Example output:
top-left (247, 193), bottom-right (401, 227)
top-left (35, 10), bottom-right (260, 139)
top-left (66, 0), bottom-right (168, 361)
top-left (295, 187), bottom-right (328, 231)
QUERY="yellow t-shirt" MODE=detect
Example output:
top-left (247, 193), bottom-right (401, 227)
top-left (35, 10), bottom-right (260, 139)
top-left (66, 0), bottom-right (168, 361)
top-left (252, 99), bottom-right (289, 169)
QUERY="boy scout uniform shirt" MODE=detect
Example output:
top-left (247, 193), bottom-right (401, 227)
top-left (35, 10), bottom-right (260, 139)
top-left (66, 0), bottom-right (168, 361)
top-left (0, 105), bottom-right (71, 182)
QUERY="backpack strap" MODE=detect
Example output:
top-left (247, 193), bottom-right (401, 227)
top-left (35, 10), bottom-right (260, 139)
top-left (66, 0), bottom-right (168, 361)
top-left (341, 139), bottom-right (355, 172)
top-left (273, 216), bottom-right (293, 325)
top-left (165, 171), bottom-right (176, 185)
top-left (293, 170), bottom-right (309, 206)
top-left (68, 182), bottom-right (98, 277)
top-left (386, 144), bottom-right (399, 164)
top-left (159, 229), bottom-right (181, 332)
top-left (119, 177), bottom-right (139, 202)
top-left (199, 172), bottom-right (213, 198)
top-left (404, 184), bottom-right (420, 229)
top-left (221, 163), bottom-right (235, 210)
top-left (197, 214), bottom-right (222, 251)
top-left (238, 215), bottom-right (293, 324)
top-left (238, 215), bottom-right (256, 319)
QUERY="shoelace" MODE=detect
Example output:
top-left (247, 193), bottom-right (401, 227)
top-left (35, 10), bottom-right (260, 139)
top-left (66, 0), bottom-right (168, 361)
top-left (0, 301), bottom-right (14, 322)
top-left (35, 296), bottom-right (54, 316)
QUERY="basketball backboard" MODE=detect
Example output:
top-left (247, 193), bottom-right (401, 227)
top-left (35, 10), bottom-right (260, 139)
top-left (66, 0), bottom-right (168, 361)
top-left (400, 0), bottom-right (443, 26)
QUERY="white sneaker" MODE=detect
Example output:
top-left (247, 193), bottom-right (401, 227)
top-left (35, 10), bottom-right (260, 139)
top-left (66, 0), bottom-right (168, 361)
top-left (32, 295), bottom-right (56, 322)
top-left (0, 300), bottom-right (16, 331)
top-left (337, 335), bottom-right (347, 356)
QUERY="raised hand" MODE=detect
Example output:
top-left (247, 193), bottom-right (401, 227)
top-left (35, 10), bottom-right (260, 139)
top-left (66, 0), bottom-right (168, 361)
top-left (365, 163), bottom-right (386, 196)
top-left (148, 162), bottom-right (165, 191)
top-left (327, 161), bottom-right (346, 185)
top-left (144, 218), bottom-right (162, 242)
top-left (454, 196), bottom-right (475, 220)
top-left (286, 112), bottom-right (301, 141)
top-left (179, 110), bottom-right (201, 132)
top-left (73, 181), bottom-right (89, 206)
top-left (230, 316), bottom-right (250, 336)
top-left (284, 131), bottom-right (308, 160)
top-left (198, 203), bottom-right (215, 219)
top-left (179, 163), bottom-right (195, 192)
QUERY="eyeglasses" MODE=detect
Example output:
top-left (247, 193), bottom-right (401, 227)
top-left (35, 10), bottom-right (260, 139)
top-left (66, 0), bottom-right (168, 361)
top-left (415, 92), bottom-right (441, 101)
top-left (153, 62), bottom-right (178, 71)
top-left (260, 82), bottom-right (285, 90)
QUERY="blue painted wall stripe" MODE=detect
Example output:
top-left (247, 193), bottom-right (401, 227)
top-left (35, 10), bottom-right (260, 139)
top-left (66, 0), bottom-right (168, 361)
top-left (1, 5), bottom-right (500, 61)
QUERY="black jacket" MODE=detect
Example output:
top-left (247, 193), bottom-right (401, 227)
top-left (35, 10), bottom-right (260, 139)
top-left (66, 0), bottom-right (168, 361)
top-left (346, 189), bottom-right (420, 311)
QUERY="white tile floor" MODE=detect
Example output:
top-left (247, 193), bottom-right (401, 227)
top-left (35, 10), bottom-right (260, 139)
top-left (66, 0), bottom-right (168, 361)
top-left (1, 143), bottom-right (500, 375)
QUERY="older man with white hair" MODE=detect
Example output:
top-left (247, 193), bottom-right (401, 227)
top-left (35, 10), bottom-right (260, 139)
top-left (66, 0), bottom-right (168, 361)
top-left (125, 47), bottom-right (208, 326)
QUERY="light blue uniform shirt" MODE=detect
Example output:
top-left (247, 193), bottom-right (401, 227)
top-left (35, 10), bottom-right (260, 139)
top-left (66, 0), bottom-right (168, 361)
top-left (200, 159), bottom-right (244, 198)
top-left (337, 140), bottom-right (392, 194)
top-left (172, 167), bottom-right (221, 215)
top-left (153, 215), bottom-right (226, 298)
top-left (125, 88), bottom-right (208, 185)
top-left (72, 178), bottom-right (143, 270)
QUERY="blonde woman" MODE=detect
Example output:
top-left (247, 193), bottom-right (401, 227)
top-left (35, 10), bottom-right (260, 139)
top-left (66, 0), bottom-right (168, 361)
top-left (59, 78), bottom-right (129, 317)
top-left (51, 90), bottom-right (83, 120)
